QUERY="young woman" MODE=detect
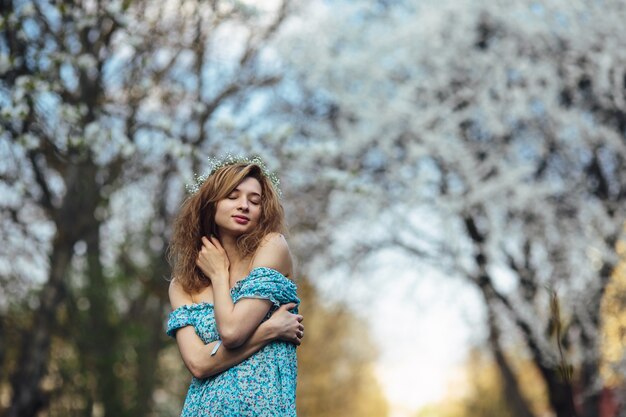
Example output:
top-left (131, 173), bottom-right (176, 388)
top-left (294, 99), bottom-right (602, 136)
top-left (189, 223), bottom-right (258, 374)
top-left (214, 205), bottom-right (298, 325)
top-left (167, 158), bottom-right (303, 416)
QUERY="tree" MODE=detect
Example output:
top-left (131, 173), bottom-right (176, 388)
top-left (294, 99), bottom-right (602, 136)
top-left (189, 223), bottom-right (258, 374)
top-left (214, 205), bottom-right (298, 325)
top-left (281, 1), bottom-right (626, 416)
top-left (0, 1), bottom-right (299, 416)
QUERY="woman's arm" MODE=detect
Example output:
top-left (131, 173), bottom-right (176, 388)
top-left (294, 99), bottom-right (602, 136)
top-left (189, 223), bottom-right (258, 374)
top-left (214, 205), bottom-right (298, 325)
top-left (197, 233), bottom-right (294, 349)
top-left (169, 280), bottom-right (303, 379)
top-left (174, 304), bottom-right (301, 379)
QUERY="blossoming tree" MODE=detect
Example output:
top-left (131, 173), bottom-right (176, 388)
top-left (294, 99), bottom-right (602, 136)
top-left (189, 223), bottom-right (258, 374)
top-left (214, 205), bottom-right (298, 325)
top-left (0, 0), bottom-right (297, 415)
top-left (281, 1), bottom-right (626, 416)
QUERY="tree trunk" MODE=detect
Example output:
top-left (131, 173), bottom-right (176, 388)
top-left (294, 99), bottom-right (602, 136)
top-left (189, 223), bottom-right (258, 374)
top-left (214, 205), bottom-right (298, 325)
top-left (578, 259), bottom-right (614, 417)
top-left (7, 236), bottom-right (73, 417)
top-left (84, 221), bottom-right (126, 417)
top-left (465, 214), bottom-right (578, 417)
top-left (133, 295), bottom-right (169, 416)
top-left (542, 372), bottom-right (578, 417)
top-left (485, 302), bottom-right (536, 417)
top-left (8, 160), bottom-right (100, 417)
top-left (578, 334), bottom-right (601, 417)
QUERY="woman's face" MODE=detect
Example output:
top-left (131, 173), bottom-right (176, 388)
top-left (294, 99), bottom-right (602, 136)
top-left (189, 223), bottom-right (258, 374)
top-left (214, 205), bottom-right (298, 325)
top-left (214, 176), bottom-right (262, 238)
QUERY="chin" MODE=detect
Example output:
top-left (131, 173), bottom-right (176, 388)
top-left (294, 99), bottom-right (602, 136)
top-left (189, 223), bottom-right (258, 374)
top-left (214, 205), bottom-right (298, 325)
top-left (223, 227), bottom-right (253, 237)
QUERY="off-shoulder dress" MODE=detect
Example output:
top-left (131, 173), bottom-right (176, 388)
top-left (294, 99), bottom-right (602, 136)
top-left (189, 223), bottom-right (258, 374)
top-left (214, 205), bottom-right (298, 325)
top-left (166, 267), bottom-right (300, 417)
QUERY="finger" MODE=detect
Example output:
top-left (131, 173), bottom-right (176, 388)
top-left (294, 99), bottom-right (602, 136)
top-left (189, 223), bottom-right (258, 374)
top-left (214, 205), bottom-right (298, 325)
top-left (298, 324), bottom-right (304, 332)
top-left (210, 235), bottom-right (225, 252)
top-left (280, 303), bottom-right (297, 311)
top-left (209, 235), bottom-right (226, 254)
top-left (201, 236), bottom-right (211, 247)
top-left (296, 315), bottom-right (303, 322)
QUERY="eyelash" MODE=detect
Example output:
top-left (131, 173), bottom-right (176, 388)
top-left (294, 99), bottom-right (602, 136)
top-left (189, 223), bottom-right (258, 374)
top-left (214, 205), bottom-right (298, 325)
top-left (228, 195), bottom-right (260, 205)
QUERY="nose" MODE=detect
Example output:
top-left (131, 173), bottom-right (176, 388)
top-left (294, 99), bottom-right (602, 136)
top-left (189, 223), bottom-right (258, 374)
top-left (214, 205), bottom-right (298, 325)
top-left (238, 197), bottom-right (249, 211)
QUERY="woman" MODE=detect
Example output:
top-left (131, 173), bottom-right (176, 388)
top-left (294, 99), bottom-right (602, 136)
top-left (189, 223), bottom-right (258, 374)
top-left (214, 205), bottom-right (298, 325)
top-left (167, 157), bottom-right (303, 416)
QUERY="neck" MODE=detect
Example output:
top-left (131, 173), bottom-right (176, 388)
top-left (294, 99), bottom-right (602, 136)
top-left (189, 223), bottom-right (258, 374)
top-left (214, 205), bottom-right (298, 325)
top-left (219, 233), bottom-right (245, 266)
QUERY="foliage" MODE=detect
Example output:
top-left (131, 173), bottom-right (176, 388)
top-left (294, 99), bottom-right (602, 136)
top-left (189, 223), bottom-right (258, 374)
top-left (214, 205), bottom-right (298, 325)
top-left (601, 239), bottom-right (626, 387)
top-left (0, 0), bottom-right (309, 416)
top-left (296, 277), bottom-right (389, 417)
top-left (4, 0), bottom-right (626, 415)
top-left (281, 1), bottom-right (626, 416)
top-left (415, 348), bottom-right (550, 417)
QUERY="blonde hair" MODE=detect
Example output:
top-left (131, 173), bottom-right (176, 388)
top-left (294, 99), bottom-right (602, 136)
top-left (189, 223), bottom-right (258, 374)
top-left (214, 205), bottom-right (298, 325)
top-left (168, 163), bottom-right (286, 293)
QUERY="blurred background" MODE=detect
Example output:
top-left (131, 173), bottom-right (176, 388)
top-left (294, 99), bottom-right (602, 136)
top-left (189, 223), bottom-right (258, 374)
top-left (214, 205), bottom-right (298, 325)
top-left (1, 0), bottom-right (625, 416)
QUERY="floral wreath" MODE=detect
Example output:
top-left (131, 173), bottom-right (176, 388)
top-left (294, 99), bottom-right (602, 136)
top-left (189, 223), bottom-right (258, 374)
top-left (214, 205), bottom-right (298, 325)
top-left (186, 154), bottom-right (282, 198)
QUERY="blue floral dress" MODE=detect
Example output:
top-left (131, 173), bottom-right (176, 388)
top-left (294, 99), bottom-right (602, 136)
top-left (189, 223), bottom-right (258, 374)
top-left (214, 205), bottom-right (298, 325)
top-left (166, 267), bottom-right (300, 417)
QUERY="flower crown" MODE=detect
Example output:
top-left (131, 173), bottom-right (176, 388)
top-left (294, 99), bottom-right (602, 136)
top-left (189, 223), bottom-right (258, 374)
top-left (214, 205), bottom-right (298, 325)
top-left (186, 154), bottom-right (282, 198)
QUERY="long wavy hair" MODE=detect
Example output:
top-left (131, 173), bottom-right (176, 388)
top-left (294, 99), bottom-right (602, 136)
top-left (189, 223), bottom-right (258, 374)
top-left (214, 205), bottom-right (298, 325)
top-left (168, 163), bottom-right (286, 293)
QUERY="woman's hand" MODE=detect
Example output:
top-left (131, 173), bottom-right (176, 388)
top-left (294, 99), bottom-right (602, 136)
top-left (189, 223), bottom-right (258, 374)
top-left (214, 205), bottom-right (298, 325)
top-left (266, 303), bottom-right (304, 346)
top-left (196, 236), bottom-right (230, 282)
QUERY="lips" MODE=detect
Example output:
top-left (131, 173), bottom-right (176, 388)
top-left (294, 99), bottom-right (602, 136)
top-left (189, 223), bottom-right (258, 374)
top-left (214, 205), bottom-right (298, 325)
top-left (232, 215), bottom-right (250, 224)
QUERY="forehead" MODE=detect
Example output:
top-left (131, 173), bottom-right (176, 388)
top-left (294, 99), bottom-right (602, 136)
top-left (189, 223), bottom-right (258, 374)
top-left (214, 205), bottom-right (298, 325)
top-left (234, 176), bottom-right (262, 194)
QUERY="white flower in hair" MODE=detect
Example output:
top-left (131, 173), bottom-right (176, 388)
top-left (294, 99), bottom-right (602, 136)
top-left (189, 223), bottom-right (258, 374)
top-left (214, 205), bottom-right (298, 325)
top-left (186, 154), bottom-right (282, 197)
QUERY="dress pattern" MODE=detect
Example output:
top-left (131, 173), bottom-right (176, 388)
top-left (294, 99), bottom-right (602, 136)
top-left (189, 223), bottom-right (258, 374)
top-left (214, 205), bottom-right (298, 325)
top-left (167, 267), bottom-right (300, 417)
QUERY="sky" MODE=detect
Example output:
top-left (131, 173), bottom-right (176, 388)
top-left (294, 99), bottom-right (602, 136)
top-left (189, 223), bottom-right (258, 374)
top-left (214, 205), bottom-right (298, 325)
top-left (368, 267), bottom-right (484, 416)
top-left (304, 197), bottom-right (490, 415)
top-left (315, 250), bottom-right (487, 416)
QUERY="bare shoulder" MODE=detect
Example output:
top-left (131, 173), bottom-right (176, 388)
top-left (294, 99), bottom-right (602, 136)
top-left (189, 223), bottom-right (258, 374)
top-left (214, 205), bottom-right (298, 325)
top-left (168, 278), bottom-right (193, 309)
top-left (250, 233), bottom-right (293, 277)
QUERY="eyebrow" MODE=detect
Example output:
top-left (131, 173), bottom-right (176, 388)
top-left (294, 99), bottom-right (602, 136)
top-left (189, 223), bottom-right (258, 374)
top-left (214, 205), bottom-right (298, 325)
top-left (232, 187), bottom-right (262, 197)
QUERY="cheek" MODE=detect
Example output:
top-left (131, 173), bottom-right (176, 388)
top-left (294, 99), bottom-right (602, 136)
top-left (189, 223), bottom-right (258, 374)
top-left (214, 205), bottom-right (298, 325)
top-left (216, 200), bottom-right (233, 211)
top-left (214, 205), bottom-right (223, 218)
top-left (215, 202), bottom-right (231, 219)
top-left (252, 207), bottom-right (262, 222)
